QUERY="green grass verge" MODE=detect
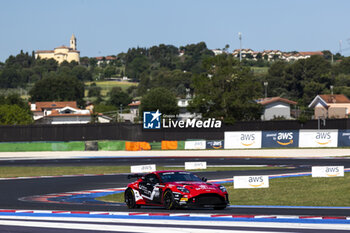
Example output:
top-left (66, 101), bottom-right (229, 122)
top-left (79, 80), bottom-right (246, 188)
top-left (228, 174), bottom-right (350, 206)
top-left (0, 166), bottom-right (285, 178)
top-left (97, 193), bottom-right (124, 203)
top-left (0, 142), bottom-right (85, 152)
top-left (97, 173), bottom-right (350, 207)
top-left (85, 81), bottom-right (138, 96)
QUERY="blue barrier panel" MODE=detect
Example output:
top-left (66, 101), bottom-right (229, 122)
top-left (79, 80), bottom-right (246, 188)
top-left (206, 140), bottom-right (224, 149)
top-left (262, 130), bottom-right (299, 148)
top-left (338, 130), bottom-right (350, 147)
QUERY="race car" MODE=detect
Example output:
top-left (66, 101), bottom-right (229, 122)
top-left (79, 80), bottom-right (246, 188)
top-left (125, 170), bottom-right (229, 210)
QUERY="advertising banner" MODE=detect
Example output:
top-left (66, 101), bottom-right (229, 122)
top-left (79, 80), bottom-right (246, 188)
top-left (184, 140), bottom-right (206, 150)
top-left (206, 140), bottom-right (224, 149)
top-left (131, 164), bottom-right (156, 173)
top-left (185, 162), bottom-right (207, 170)
top-left (262, 130), bottom-right (299, 148)
top-left (234, 176), bottom-right (269, 189)
top-left (312, 166), bottom-right (344, 177)
top-left (224, 131), bottom-right (262, 149)
top-left (338, 130), bottom-right (350, 147)
top-left (299, 130), bottom-right (338, 148)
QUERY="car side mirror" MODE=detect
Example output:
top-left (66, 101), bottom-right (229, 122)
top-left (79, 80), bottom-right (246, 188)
top-left (202, 177), bottom-right (207, 182)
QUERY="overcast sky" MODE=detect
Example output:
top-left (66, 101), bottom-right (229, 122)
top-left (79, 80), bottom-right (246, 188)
top-left (1, 0), bottom-right (350, 62)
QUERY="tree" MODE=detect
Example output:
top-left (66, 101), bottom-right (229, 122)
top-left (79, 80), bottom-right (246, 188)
top-left (0, 93), bottom-right (29, 109)
top-left (88, 83), bottom-right (102, 98)
top-left (334, 57), bottom-right (350, 75)
top-left (138, 69), bottom-right (192, 97)
top-left (71, 65), bottom-right (92, 81)
top-left (0, 104), bottom-right (33, 125)
top-left (108, 87), bottom-right (131, 107)
top-left (265, 55), bottom-right (332, 105)
top-left (103, 66), bottom-right (116, 78)
top-left (125, 55), bottom-right (150, 81)
top-left (178, 42), bottom-right (214, 74)
top-left (140, 87), bottom-right (179, 115)
top-left (29, 75), bottom-right (85, 106)
top-left (189, 54), bottom-right (262, 123)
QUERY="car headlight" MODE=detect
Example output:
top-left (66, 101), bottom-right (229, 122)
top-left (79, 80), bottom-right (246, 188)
top-left (218, 185), bottom-right (227, 193)
top-left (177, 186), bottom-right (190, 193)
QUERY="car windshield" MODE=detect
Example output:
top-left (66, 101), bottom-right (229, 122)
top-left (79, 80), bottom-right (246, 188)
top-left (159, 171), bottom-right (202, 183)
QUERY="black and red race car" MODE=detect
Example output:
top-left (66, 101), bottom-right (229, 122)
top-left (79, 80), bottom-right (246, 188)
top-left (125, 170), bottom-right (229, 210)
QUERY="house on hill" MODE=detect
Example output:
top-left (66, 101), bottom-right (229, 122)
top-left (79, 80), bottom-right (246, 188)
top-left (308, 94), bottom-right (350, 119)
top-left (256, 97), bottom-right (297, 120)
top-left (29, 101), bottom-right (92, 124)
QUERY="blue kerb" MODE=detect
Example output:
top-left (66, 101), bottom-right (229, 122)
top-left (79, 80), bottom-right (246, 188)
top-left (49, 191), bottom-right (124, 204)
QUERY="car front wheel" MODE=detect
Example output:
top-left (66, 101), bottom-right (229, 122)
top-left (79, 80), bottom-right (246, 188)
top-left (163, 190), bottom-right (176, 210)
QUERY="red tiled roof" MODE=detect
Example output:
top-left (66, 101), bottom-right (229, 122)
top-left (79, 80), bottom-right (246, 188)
top-left (257, 97), bottom-right (297, 106)
top-left (36, 50), bottom-right (54, 53)
top-left (128, 100), bottom-right (141, 106)
top-left (319, 94), bottom-right (350, 104)
top-left (30, 101), bottom-right (78, 112)
top-left (95, 56), bottom-right (117, 61)
top-left (298, 51), bottom-right (323, 56)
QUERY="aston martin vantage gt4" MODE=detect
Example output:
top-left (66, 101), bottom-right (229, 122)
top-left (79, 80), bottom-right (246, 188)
top-left (125, 171), bottom-right (229, 210)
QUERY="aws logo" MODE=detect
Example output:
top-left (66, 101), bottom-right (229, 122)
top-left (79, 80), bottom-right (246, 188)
top-left (248, 176), bottom-right (264, 187)
top-left (276, 132), bottom-right (294, 146)
top-left (315, 132), bottom-right (331, 145)
top-left (325, 167), bottom-right (340, 177)
top-left (207, 141), bottom-right (223, 149)
top-left (240, 134), bottom-right (256, 146)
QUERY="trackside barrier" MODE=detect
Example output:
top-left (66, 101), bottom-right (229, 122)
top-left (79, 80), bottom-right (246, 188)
top-left (262, 130), bottom-right (299, 148)
top-left (0, 141), bottom-right (85, 152)
top-left (224, 131), bottom-right (262, 149)
top-left (161, 141), bottom-right (178, 150)
top-left (2, 128), bottom-right (350, 152)
top-left (125, 142), bottom-right (151, 151)
top-left (184, 140), bottom-right (206, 150)
top-left (299, 130), bottom-right (338, 148)
top-left (338, 129), bottom-right (350, 147)
top-left (224, 129), bottom-right (343, 149)
top-left (206, 140), bottom-right (224, 149)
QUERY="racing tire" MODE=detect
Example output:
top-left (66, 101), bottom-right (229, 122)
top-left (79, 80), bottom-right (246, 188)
top-left (163, 190), bottom-right (176, 210)
top-left (125, 188), bottom-right (137, 209)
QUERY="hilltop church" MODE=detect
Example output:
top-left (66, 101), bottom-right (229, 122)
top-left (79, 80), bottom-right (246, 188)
top-left (35, 34), bottom-right (80, 64)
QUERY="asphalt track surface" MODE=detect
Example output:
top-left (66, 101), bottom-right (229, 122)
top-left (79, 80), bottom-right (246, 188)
top-left (1, 157), bottom-right (350, 216)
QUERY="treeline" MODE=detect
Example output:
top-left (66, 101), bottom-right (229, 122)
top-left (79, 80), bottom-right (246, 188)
top-left (265, 55), bottom-right (350, 106)
top-left (1, 43), bottom-right (350, 125)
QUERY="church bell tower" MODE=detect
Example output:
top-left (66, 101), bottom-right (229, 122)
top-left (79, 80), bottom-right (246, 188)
top-left (70, 34), bottom-right (77, 50)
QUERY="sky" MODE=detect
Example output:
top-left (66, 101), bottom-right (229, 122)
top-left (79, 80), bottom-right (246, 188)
top-left (1, 0), bottom-right (350, 62)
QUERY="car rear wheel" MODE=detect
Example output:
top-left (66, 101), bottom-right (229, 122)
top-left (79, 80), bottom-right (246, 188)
top-left (125, 188), bottom-right (138, 209)
top-left (163, 190), bottom-right (176, 210)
